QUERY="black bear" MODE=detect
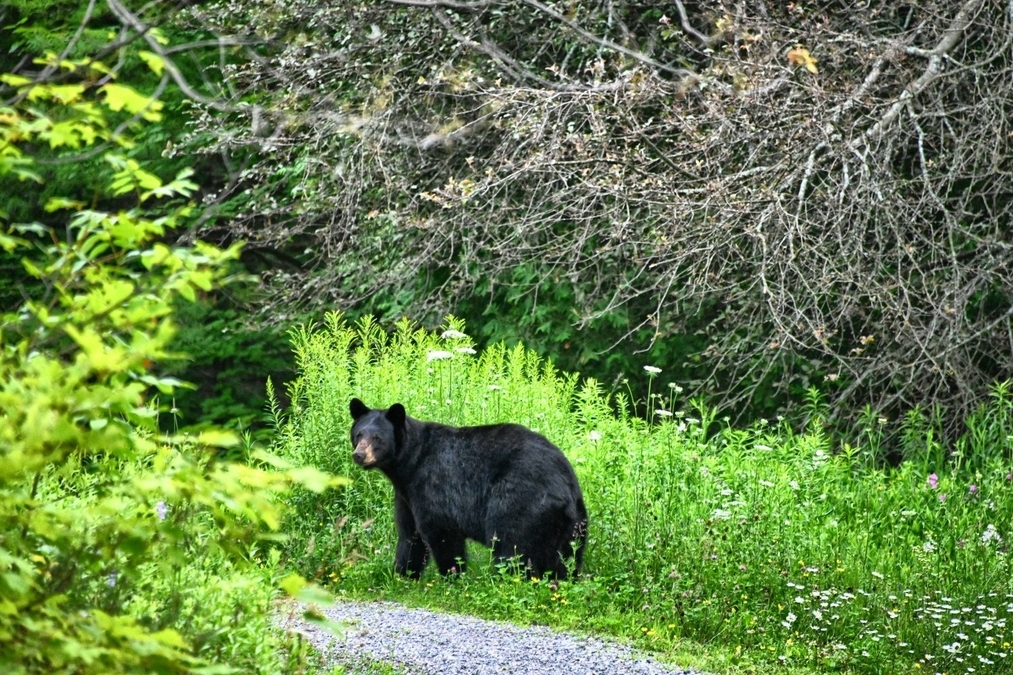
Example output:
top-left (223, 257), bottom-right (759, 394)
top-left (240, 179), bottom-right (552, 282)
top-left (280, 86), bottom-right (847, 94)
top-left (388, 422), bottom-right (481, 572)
top-left (348, 398), bottom-right (588, 580)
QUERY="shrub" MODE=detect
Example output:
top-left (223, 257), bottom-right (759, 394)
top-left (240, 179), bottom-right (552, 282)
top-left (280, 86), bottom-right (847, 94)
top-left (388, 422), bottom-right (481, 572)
top-left (1, 57), bottom-right (336, 673)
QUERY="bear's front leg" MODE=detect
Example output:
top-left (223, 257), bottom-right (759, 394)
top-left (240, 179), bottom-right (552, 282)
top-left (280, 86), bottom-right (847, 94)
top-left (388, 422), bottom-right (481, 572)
top-left (394, 495), bottom-right (428, 579)
top-left (421, 527), bottom-right (467, 575)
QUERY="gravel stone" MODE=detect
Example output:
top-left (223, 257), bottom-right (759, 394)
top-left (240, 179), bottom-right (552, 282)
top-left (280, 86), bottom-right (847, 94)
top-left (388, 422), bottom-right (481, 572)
top-left (278, 600), bottom-right (709, 675)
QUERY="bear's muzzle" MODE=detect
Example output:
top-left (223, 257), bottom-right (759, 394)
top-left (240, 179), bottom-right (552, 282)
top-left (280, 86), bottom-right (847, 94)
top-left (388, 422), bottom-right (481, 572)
top-left (352, 439), bottom-right (378, 467)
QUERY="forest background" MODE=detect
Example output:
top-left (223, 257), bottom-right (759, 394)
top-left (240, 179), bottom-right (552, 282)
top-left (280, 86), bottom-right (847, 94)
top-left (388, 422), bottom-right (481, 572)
top-left (5, 0), bottom-right (1011, 439)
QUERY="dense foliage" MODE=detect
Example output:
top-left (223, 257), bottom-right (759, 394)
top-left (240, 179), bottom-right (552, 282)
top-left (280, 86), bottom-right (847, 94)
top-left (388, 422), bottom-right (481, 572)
top-left (0, 49), bottom-right (335, 674)
top-left (0, 0), bottom-right (295, 431)
top-left (179, 0), bottom-right (1013, 431)
top-left (274, 316), bottom-right (1013, 674)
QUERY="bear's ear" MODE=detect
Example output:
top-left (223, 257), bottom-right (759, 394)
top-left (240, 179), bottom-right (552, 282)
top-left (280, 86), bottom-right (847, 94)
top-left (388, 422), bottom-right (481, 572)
top-left (350, 398), bottom-right (370, 420)
top-left (385, 403), bottom-right (407, 429)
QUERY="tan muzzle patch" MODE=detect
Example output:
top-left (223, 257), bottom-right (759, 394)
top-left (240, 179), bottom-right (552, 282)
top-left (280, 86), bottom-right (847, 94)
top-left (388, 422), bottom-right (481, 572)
top-left (353, 439), bottom-right (378, 467)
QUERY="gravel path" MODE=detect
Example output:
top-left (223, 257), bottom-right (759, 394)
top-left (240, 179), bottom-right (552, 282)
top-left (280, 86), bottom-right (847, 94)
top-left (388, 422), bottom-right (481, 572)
top-left (278, 600), bottom-right (709, 675)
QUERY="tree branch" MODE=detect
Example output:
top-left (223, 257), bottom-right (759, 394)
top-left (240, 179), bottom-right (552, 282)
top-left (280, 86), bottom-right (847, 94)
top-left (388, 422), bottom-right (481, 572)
top-left (853, 0), bottom-right (985, 147)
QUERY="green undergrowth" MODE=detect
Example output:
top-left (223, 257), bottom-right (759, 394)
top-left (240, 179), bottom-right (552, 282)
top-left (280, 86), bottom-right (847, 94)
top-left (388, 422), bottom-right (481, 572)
top-left (273, 314), bottom-right (1013, 674)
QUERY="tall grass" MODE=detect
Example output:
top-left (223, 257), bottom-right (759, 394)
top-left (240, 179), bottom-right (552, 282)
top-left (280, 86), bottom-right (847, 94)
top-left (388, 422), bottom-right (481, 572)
top-left (273, 315), bottom-right (1013, 673)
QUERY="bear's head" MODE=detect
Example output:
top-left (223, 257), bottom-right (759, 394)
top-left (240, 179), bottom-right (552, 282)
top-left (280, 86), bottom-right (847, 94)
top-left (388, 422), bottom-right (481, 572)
top-left (349, 398), bottom-right (406, 470)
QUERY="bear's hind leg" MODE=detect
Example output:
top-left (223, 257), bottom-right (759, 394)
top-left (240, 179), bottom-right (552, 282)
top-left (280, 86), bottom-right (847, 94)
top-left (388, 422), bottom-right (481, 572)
top-left (490, 508), bottom-right (577, 580)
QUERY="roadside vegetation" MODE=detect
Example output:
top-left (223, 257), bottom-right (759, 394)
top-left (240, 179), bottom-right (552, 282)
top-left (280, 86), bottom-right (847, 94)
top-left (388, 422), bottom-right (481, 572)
top-left (276, 317), bottom-right (1013, 674)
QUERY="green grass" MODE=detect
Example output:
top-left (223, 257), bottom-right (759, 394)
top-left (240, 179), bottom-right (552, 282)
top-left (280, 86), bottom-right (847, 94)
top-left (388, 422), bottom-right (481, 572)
top-left (273, 314), bottom-right (1013, 674)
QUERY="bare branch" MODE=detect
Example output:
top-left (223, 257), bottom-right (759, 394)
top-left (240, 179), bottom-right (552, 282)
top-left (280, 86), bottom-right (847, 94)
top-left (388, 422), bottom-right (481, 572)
top-left (106, 0), bottom-right (234, 112)
top-left (182, 0), bottom-right (1013, 430)
top-left (516, 0), bottom-right (699, 80)
top-left (854, 0), bottom-right (986, 147)
top-left (671, 0), bottom-right (714, 47)
top-left (384, 0), bottom-right (496, 8)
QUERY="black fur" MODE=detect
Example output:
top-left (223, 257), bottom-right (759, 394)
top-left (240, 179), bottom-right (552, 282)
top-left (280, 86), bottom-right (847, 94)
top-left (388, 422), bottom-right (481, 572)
top-left (349, 398), bottom-right (588, 579)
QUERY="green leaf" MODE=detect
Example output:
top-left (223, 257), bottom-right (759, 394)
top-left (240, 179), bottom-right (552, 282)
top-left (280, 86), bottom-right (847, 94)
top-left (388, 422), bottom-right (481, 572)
top-left (106, 155), bottom-right (163, 195)
top-left (277, 573), bottom-right (307, 597)
top-left (45, 197), bottom-right (86, 213)
top-left (138, 375), bottom-right (187, 395)
top-left (189, 270), bottom-right (214, 291)
top-left (99, 84), bottom-right (164, 121)
top-left (0, 73), bottom-right (32, 87)
top-left (137, 51), bottom-right (165, 76)
top-left (0, 232), bottom-right (26, 253)
top-left (48, 84), bottom-right (85, 104)
top-left (287, 466), bottom-right (347, 493)
top-left (197, 430), bottom-right (240, 447)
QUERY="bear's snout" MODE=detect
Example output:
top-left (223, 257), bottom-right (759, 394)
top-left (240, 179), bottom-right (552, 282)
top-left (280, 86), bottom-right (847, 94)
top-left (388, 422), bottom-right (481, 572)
top-left (352, 439), bottom-right (378, 467)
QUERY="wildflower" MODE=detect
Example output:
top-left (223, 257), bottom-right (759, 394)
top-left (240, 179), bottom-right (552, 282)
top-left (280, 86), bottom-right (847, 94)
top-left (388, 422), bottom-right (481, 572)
top-left (669, 383), bottom-right (684, 393)
top-left (969, 484), bottom-right (979, 495)
top-left (427, 350), bottom-right (453, 361)
top-left (455, 347), bottom-right (477, 355)
top-left (589, 430), bottom-right (602, 442)
top-left (922, 539), bottom-right (937, 553)
top-left (441, 329), bottom-right (468, 339)
top-left (788, 480), bottom-right (800, 490)
top-left (644, 365), bottom-right (662, 374)
top-left (981, 524), bottom-right (1002, 545)
top-left (939, 493), bottom-right (947, 503)
top-left (107, 572), bottom-right (117, 588)
top-left (739, 565), bottom-right (747, 571)
top-left (871, 571), bottom-right (884, 579)
top-left (927, 473), bottom-right (939, 489)
top-left (655, 409), bottom-right (673, 417)
top-left (155, 501), bottom-right (168, 521)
